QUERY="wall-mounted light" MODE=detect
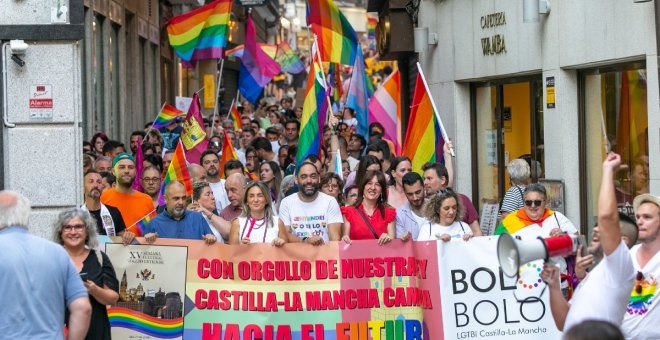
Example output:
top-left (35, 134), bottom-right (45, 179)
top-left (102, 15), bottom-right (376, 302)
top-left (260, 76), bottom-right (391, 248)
top-left (9, 40), bottom-right (28, 67)
top-left (414, 27), bottom-right (438, 53)
top-left (523, 0), bottom-right (551, 23)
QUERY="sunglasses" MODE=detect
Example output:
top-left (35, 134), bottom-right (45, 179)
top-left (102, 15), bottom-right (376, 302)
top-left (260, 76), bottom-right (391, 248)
top-left (524, 200), bottom-right (543, 207)
top-left (635, 271), bottom-right (645, 294)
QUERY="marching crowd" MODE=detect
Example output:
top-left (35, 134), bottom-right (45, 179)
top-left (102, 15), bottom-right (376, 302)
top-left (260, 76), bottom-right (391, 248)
top-left (0, 97), bottom-right (658, 340)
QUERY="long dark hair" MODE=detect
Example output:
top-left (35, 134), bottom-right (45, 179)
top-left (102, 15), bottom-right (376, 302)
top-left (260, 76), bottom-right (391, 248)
top-left (355, 170), bottom-right (388, 217)
top-left (260, 161), bottom-right (282, 204)
top-left (388, 156), bottom-right (411, 186)
top-left (355, 155), bottom-right (382, 184)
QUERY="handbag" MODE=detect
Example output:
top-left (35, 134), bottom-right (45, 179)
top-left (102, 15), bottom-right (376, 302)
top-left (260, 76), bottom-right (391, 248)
top-left (355, 207), bottom-right (379, 239)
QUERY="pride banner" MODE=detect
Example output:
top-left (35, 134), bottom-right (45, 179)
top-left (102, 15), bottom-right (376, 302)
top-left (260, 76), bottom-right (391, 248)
top-left (103, 237), bottom-right (561, 339)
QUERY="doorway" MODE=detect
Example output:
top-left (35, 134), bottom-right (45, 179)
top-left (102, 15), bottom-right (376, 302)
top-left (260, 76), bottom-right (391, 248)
top-left (471, 77), bottom-right (544, 212)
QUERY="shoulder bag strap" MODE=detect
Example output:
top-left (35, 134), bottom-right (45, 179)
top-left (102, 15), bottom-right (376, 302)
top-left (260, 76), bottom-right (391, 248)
top-left (355, 208), bottom-right (379, 239)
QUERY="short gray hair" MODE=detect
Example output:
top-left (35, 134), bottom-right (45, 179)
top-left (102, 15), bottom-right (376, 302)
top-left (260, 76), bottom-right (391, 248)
top-left (0, 190), bottom-right (31, 230)
top-left (507, 159), bottom-right (531, 184)
top-left (52, 208), bottom-right (99, 249)
top-left (523, 183), bottom-right (547, 201)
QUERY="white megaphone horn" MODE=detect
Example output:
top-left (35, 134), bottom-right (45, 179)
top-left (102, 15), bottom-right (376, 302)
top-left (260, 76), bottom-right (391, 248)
top-left (497, 233), bottom-right (586, 278)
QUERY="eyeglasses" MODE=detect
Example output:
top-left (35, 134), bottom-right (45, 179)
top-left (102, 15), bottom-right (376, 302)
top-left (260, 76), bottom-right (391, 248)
top-left (142, 177), bottom-right (160, 183)
top-left (635, 271), bottom-right (645, 294)
top-left (524, 200), bottom-right (543, 207)
top-left (63, 224), bottom-right (85, 231)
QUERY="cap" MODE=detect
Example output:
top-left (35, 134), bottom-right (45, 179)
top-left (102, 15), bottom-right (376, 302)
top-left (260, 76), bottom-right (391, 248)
top-left (633, 194), bottom-right (660, 213)
top-left (112, 152), bottom-right (136, 167)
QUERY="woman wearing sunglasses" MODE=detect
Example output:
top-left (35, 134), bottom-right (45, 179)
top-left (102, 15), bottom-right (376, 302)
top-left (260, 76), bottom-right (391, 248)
top-left (495, 183), bottom-right (579, 296)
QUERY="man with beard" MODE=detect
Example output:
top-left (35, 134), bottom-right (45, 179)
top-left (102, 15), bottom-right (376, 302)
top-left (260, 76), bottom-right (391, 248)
top-left (143, 181), bottom-right (217, 243)
top-left (81, 170), bottom-right (135, 244)
top-left (140, 166), bottom-right (162, 210)
top-left (200, 150), bottom-right (229, 211)
top-left (101, 153), bottom-right (154, 228)
top-left (162, 150), bottom-right (174, 172)
top-left (245, 146), bottom-right (258, 175)
top-left (396, 172), bottom-right (430, 241)
top-left (278, 162), bottom-right (343, 245)
top-left (129, 131), bottom-right (145, 155)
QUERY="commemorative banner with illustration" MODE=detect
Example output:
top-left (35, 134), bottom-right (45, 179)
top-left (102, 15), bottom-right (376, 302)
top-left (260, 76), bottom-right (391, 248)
top-left (103, 237), bottom-right (561, 339)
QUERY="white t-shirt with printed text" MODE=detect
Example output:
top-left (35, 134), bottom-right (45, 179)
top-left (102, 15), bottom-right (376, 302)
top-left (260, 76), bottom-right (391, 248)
top-left (564, 240), bottom-right (634, 331)
top-left (278, 192), bottom-right (344, 241)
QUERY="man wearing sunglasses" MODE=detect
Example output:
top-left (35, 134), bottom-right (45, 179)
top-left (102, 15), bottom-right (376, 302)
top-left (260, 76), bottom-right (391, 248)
top-left (541, 153), bottom-right (635, 334)
top-left (621, 187), bottom-right (660, 338)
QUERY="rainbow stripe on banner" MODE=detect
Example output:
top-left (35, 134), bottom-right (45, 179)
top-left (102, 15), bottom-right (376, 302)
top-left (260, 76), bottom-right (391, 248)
top-left (166, 0), bottom-right (232, 67)
top-left (127, 210), bottom-right (158, 237)
top-left (108, 307), bottom-right (183, 338)
top-left (152, 105), bottom-right (186, 130)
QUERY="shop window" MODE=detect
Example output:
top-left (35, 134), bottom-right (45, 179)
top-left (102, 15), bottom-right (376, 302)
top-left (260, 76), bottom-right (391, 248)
top-left (583, 67), bottom-right (649, 228)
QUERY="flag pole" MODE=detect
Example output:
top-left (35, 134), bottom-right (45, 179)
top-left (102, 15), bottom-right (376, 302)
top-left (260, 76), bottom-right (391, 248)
top-left (312, 34), bottom-right (335, 125)
top-left (143, 102), bottom-right (167, 145)
top-left (415, 62), bottom-right (455, 157)
top-left (600, 106), bottom-right (611, 154)
top-left (210, 58), bottom-right (226, 137)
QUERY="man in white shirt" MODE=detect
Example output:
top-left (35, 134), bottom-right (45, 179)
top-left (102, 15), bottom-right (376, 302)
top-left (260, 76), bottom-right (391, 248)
top-left (278, 161), bottom-right (343, 245)
top-left (396, 172), bottom-right (429, 241)
top-left (621, 192), bottom-right (660, 339)
top-left (200, 150), bottom-right (229, 211)
top-left (542, 153), bottom-right (635, 332)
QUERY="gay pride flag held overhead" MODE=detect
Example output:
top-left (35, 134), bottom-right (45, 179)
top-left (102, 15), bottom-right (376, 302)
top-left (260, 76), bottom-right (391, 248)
top-left (226, 43), bottom-right (277, 59)
top-left (151, 104), bottom-right (186, 130)
top-left (275, 40), bottom-right (305, 74)
top-left (166, 0), bottom-right (232, 67)
top-left (402, 65), bottom-right (446, 173)
top-left (238, 13), bottom-right (281, 104)
top-left (368, 69), bottom-right (401, 155)
top-left (158, 140), bottom-right (193, 205)
top-left (297, 41), bottom-right (329, 166)
top-left (306, 0), bottom-right (358, 66)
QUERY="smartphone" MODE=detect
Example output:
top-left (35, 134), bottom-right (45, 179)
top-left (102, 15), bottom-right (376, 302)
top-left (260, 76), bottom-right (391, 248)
top-left (80, 272), bottom-right (89, 282)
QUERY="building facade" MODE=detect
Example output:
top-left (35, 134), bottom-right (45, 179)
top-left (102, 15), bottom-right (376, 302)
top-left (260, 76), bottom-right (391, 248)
top-left (416, 0), bottom-right (658, 233)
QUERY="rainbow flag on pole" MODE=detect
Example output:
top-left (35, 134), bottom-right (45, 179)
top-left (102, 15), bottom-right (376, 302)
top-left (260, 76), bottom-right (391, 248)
top-left (238, 13), bottom-right (281, 104)
top-left (226, 43), bottom-right (278, 59)
top-left (306, 0), bottom-right (358, 65)
top-left (368, 69), bottom-right (401, 155)
top-left (297, 41), bottom-right (329, 165)
top-left (157, 140), bottom-right (193, 205)
top-left (275, 40), bottom-right (305, 74)
top-left (402, 66), bottom-right (444, 173)
top-left (152, 104), bottom-right (186, 130)
top-left (228, 99), bottom-right (242, 131)
top-left (127, 210), bottom-right (158, 237)
top-left (166, 0), bottom-right (232, 67)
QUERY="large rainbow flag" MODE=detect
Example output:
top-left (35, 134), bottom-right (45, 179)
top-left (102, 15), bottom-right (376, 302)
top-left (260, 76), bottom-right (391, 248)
top-left (345, 49), bottom-right (373, 138)
top-left (151, 104), bottom-right (186, 130)
top-left (275, 40), bottom-right (305, 74)
top-left (306, 0), bottom-right (358, 66)
top-left (157, 140), bottom-right (193, 205)
top-left (238, 14), bottom-right (281, 104)
top-left (126, 210), bottom-right (158, 237)
top-left (226, 43), bottom-right (277, 59)
top-left (368, 69), bottom-right (401, 155)
top-left (402, 69), bottom-right (443, 173)
top-left (297, 42), bottom-right (329, 166)
top-left (166, 0), bottom-right (232, 67)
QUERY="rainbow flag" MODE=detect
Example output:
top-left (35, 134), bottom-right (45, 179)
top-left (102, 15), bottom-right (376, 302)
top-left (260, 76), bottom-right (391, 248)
top-left (345, 49), bottom-right (373, 138)
top-left (367, 16), bottom-right (377, 49)
top-left (228, 100), bottom-right (242, 131)
top-left (327, 63), bottom-right (343, 112)
top-left (306, 0), bottom-right (358, 65)
top-left (494, 209), bottom-right (555, 235)
top-left (402, 70), bottom-right (443, 173)
top-left (152, 104), bottom-right (186, 130)
top-left (127, 210), bottom-right (158, 237)
top-left (297, 42), bottom-right (329, 166)
top-left (226, 43), bottom-right (277, 59)
top-left (157, 140), bottom-right (193, 205)
top-left (368, 69), bottom-right (401, 155)
top-left (275, 40), bottom-right (305, 74)
top-left (238, 14), bottom-right (281, 104)
top-left (166, 0), bottom-right (232, 67)
top-left (108, 307), bottom-right (183, 338)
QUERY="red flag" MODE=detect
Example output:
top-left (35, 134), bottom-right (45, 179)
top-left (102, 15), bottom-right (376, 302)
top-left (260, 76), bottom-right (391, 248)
top-left (132, 136), bottom-right (144, 192)
top-left (181, 93), bottom-right (209, 164)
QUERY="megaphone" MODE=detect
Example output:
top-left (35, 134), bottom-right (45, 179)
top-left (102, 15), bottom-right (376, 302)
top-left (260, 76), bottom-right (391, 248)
top-left (497, 233), bottom-right (585, 278)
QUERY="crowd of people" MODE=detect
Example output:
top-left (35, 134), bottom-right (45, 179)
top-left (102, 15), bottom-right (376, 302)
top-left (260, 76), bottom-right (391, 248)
top-left (0, 94), bottom-right (658, 340)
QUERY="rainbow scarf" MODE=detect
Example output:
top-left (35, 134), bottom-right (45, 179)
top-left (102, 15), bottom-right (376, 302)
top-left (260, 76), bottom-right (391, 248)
top-left (306, 0), bottom-right (358, 65)
top-left (166, 0), bottom-right (232, 67)
top-left (494, 209), bottom-right (556, 235)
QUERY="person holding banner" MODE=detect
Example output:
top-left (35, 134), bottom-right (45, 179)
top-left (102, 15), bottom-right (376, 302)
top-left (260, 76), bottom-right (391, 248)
top-left (190, 181), bottom-right (229, 243)
top-left (81, 170), bottom-right (132, 244)
top-left (541, 153), bottom-right (635, 334)
top-left (417, 188), bottom-right (473, 242)
top-left (229, 181), bottom-right (284, 246)
top-left (396, 172), bottom-right (430, 241)
top-left (340, 170), bottom-right (396, 245)
top-left (53, 208), bottom-right (119, 340)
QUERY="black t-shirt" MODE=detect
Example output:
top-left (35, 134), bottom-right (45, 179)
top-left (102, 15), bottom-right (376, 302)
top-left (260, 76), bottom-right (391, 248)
top-left (66, 251), bottom-right (119, 340)
top-left (89, 205), bottom-right (126, 236)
